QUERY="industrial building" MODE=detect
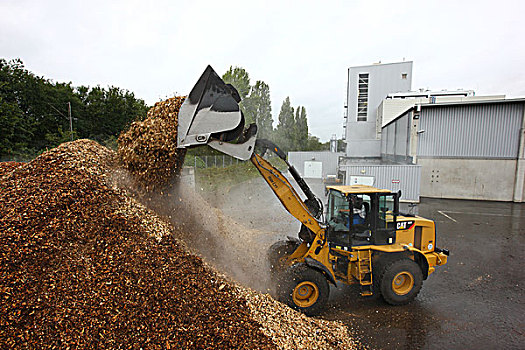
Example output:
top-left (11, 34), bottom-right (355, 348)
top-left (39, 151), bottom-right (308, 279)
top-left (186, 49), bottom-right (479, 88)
top-left (344, 61), bottom-right (413, 158)
top-left (382, 98), bottom-right (525, 202)
top-left (288, 61), bottom-right (525, 203)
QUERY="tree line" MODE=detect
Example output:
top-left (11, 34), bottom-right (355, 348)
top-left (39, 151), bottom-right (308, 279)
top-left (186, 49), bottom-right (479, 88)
top-left (222, 66), bottom-right (328, 153)
top-left (0, 59), bottom-right (148, 160)
top-left (0, 59), bottom-right (328, 161)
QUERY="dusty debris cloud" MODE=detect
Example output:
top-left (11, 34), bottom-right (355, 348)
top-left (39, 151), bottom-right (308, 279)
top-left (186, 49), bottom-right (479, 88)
top-left (116, 95), bottom-right (274, 292)
top-left (169, 183), bottom-right (274, 292)
top-left (0, 96), bottom-right (362, 349)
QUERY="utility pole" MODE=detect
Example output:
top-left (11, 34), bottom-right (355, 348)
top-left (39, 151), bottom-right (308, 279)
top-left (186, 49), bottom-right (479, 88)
top-left (46, 102), bottom-right (74, 141)
top-left (68, 102), bottom-right (73, 141)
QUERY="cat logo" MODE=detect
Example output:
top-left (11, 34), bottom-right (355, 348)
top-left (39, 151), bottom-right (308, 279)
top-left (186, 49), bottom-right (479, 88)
top-left (397, 221), bottom-right (415, 230)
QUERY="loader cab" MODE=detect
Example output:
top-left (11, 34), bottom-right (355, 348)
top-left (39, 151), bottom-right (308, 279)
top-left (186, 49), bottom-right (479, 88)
top-left (326, 185), bottom-right (399, 247)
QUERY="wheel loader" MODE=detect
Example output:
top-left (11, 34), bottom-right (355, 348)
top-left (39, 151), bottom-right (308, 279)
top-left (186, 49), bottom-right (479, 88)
top-left (176, 65), bottom-right (449, 315)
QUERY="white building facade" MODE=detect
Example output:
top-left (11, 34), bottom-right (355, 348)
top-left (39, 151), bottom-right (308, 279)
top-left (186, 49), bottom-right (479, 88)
top-left (345, 61), bottom-right (413, 158)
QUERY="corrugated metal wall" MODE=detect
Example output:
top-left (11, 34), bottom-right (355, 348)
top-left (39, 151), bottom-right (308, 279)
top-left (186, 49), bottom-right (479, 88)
top-left (418, 103), bottom-right (524, 158)
top-left (340, 164), bottom-right (421, 202)
top-left (288, 152), bottom-right (344, 178)
top-left (382, 110), bottom-right (412, 162)
top-left (395, 114), bottom-right (410, 157)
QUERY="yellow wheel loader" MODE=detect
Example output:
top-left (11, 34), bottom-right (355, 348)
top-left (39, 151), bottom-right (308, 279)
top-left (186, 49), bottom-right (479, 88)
top-left (177, 66), bottom-right (449, 316)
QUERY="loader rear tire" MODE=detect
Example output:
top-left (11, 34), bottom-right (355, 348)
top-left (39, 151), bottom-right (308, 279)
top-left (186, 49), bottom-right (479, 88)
top-left (379, 259), bottom-right (423, 305)
top-left (279, 265), bottom-right (329, 316)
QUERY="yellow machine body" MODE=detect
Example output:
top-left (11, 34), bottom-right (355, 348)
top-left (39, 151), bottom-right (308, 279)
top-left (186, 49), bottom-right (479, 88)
top-left (253, 159), bottom-right (448, 296)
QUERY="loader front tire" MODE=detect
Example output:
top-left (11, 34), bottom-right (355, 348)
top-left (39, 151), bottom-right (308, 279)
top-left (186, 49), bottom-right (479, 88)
top-left (268, 240), bottom-right (301, 278)
top-left (279, 265), bottom-right (329, 316)
top-left (380, 259), bottom-right (423, 305)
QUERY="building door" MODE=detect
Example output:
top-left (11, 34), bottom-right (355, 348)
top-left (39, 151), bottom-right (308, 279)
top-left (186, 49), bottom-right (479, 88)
top-left (304, 161), bottom-right (322, 178)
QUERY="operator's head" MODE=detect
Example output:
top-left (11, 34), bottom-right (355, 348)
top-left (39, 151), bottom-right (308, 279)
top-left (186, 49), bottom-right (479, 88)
top-left (351, 195), bottom-right (363, 207)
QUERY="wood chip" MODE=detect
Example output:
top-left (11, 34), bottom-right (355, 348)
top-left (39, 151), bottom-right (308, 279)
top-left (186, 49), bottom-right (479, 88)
top-left (0, 96), bottom-right (363, 349)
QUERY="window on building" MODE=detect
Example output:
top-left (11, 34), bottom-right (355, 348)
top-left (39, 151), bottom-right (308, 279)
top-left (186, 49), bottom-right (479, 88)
top-left (401, 73), bottom-right (408, 79)
top-left (357, 73), bottom-right (369, 121)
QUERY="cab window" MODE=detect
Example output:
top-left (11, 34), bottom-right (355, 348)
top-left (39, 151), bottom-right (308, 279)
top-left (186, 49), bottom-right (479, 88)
top-left (327, 190), bottom-right (349, 224)
top-left (377, 194), bottom-right (396, 228)
top-left (348, 194), bottom-right (371, 228)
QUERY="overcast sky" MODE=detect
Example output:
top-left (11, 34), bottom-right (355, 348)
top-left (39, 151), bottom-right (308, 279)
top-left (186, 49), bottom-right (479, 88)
top-left (1, 0), bottom-right (524, 141)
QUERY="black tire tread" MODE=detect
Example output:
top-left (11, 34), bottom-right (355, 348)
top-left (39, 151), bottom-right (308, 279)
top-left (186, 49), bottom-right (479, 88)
top-left (379, 258), bottom-right (423, 306)
top-left (279, 265), bottom-right (329, 316)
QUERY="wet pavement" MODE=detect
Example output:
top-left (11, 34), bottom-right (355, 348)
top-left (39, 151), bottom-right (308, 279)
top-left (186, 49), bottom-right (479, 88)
top-left (207, 177), bottom-right (525, 350)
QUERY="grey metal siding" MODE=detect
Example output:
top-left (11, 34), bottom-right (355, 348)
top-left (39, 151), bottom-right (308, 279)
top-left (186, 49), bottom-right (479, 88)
top-left (381, 127), bottom-right (387, 154)
top-left (288, 152), bottom-right (344, 178)
top-left (395, 114), bottom-right (409, 157)
top-left (417, 103), bottom-right (524, 158)
top-left (387, 122), bottom-right (395, 155)
top-left (382, 110), bottom-right (412, 162)
top-left (341, 164), bottom-right (421, 202)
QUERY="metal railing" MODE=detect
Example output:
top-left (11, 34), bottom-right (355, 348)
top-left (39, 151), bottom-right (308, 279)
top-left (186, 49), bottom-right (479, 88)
top-left (186, 155), bottom-right (241, 168)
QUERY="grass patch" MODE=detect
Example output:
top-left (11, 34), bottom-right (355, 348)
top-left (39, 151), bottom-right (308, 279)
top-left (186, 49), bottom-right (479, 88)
top-left (194, 156), bottom-right (287, 193)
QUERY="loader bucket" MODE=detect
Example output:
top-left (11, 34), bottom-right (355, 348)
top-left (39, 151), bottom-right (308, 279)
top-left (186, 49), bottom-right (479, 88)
top-left (177, 65), bottom-right (257, 160)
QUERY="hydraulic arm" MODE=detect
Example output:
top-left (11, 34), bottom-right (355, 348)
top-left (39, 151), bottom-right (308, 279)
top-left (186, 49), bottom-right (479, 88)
top-left (250, 145), bottom-right (323, 236)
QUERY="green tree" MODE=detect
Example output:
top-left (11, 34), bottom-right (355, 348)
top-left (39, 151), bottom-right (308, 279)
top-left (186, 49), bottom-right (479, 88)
top-left (0, 58), bottom-right (148, 160)
top-left (222, 66), bottom-right (251, 100)
top-left (244, 80), bottom-right (273, 140)
top-left (294, 106), bottom-right (308, 150)
top-left (222, 66), bottom-right (252, 124)
top-left (306, 134), bottom-right (329, 151)
top-left (275, 97), bottom-right (295, 152)
top-left (0, 93), bottom-right (28, 160)
top-left (0, 58), bottom-right (44, 159)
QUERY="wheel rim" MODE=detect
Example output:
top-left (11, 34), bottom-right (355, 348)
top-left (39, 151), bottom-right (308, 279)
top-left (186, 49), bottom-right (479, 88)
top-left (392, 272), bottom-right (414, 295)
top-left (292, 281), bottom-right (319, 308)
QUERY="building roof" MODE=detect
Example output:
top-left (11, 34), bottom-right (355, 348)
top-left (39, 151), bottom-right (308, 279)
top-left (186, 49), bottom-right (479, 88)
top-left (382, 97), bottom-right (525, 129)
top-left (419, 97), bottom-right (525, 108)
top-left (387, 90), bottom-right (474, 98)
top-left (326, 185), bottom-right (392, 195)
top-left (349, 61), bottom-right (413, 69)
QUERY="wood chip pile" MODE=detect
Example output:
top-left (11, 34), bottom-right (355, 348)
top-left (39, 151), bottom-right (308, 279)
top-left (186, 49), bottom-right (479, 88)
top-left (0, 96), bottom-right (362, 349)
top-left (0, 162), bottom-right (24, 177)
top-left (242, 289), bottom-right (361, 350)
top-left (0, 140), bottom-right (274, 349)
top-left (117, 96), bottom-right (186, 194)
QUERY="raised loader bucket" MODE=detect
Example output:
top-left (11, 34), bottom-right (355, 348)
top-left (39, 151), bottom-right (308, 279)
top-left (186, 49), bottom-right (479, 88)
top-left (177, 65), bottom-right (257, 160)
